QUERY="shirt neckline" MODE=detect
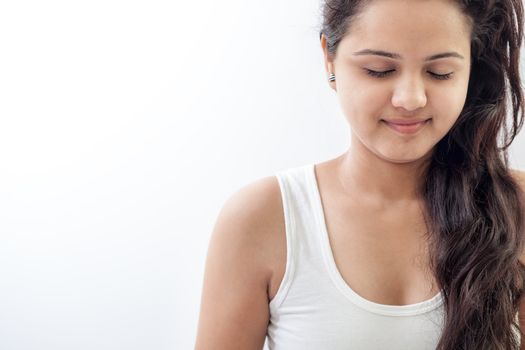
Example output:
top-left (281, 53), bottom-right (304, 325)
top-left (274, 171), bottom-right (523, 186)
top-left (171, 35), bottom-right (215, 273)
top-left (307, 162), bottom-right (444, 317)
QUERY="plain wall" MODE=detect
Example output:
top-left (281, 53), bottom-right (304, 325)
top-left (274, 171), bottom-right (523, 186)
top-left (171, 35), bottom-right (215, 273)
top-left (0, 1), bottom-right (524, 349)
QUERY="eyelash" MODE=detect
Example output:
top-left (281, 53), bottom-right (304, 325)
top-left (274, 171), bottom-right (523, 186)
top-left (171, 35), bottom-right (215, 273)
top-left (364, 69), bottom-right (453, 80)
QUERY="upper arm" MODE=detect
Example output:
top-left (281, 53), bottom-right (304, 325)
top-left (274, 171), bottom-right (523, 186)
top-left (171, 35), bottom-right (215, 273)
top-left (512, 168), bottom-right (525, 268)
top-left (194, 176), bottom-right (281, 350)
top-left (511, 169), bottom-right (525, 347)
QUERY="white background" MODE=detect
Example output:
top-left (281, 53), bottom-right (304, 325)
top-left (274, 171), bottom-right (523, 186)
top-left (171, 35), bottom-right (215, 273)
top-left (0, 1), bottom-right (524, 349)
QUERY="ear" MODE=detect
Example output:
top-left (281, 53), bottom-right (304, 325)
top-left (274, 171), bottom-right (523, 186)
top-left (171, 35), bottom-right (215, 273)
top-left (320, 34), bottom-right (336, 90)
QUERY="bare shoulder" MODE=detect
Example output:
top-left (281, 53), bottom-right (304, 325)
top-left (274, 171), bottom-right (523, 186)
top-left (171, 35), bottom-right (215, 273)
top-left (510, 168), bottom-right (525, 220)
top-left (510, 168), bottom-right (525, 190)
top-left (194, 175), bottom-right (285, 349)
top-left (219, 175), bottom-right (285, 241)
top-left (510, 168), bottom-right (525, 263)
top-left (218, 174), bottom-right (286, 290)
top-left (509, 169), bottom-right (525, 339)
top-left (213, 175), bottom-right (285, 276)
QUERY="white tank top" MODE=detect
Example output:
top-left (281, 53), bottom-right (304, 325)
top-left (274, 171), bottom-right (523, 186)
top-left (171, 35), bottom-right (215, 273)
top-left (264, 163), bottom-right (446, 350)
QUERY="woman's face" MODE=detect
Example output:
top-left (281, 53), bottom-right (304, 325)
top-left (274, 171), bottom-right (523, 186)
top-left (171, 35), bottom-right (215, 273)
top-left (322, 0), bottom-right (472, 163)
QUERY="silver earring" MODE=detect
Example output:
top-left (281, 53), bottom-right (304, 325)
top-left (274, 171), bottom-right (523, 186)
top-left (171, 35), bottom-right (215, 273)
top-left (328, 73), bottom-right (336, 82)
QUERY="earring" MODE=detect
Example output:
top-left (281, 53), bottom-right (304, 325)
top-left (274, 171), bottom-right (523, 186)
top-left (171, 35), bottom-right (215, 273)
top-left (328, 72), bottom-right (336, 82)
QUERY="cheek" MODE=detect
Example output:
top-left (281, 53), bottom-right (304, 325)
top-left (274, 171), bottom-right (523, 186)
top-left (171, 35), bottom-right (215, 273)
top-left (337, 81), bottom-right (387, 125)
top-left (432, 85), bottom-right (468, 127)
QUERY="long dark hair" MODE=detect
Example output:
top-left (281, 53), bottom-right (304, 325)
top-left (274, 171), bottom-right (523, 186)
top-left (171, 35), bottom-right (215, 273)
top-left (319, 0), bottom-right (525, 348)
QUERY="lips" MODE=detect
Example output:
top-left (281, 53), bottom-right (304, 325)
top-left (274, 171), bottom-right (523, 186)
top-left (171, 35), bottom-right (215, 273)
top-left (382, 118), bottom-right (431, 134)
top-left (382, 118), bottom-right (430, 125)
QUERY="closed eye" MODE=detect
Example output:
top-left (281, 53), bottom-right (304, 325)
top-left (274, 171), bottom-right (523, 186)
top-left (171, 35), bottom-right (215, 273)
top-left (364, 69), bottom-right (453, 80)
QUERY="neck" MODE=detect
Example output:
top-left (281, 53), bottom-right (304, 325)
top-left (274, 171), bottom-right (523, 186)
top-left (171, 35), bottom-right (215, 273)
top-left (336, 140), bottom-right (433, 203)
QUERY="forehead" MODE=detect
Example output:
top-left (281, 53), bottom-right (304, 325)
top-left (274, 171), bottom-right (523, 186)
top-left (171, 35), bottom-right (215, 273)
top-left (339, 0), bottom-right (472, 59)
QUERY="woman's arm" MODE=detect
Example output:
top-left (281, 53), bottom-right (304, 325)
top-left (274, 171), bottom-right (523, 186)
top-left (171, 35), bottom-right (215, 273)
top-left (194, 177), bottom-right (280, 350)
top-left (511, 169), bottom-right (525, 349)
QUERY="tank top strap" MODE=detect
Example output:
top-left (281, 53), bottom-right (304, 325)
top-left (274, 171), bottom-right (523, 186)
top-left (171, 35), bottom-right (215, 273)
top-left (271, 163), bottom-right (330, 311)
top-left (267, 163), bottom-right (448, 349)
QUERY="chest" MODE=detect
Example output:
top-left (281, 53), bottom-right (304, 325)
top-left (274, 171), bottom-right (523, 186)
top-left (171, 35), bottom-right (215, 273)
top-left (320, 191), bottom-right (440, 306)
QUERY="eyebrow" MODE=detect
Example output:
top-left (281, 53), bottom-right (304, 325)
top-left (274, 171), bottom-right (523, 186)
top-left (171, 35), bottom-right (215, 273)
top-left (353, 49), bottom-right (464, 61)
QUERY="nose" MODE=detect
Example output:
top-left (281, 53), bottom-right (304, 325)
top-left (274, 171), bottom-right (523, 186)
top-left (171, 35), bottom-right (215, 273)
top-left (391, 74), bottom-right (427, 112)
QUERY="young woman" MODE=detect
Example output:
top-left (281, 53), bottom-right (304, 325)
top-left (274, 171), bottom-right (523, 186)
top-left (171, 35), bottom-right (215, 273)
top-left (195, 0), bottom-right (525, 349)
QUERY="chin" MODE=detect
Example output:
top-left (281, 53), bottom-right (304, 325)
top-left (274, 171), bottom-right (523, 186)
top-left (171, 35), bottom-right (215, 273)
top-left (377, 149), bottom-right (431, 164)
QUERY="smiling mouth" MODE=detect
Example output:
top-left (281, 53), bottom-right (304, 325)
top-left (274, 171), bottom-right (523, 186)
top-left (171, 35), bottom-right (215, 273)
top-left (381, 119), bottom-right (431, 134)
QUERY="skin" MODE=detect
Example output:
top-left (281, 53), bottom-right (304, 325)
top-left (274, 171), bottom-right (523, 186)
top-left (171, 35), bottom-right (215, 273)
top-left (319, 0), bottom-right (525, 345)
top-left (321, 0), bottom-right (472, 203)
top-left (195, 0), bottom-right (525, 348)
